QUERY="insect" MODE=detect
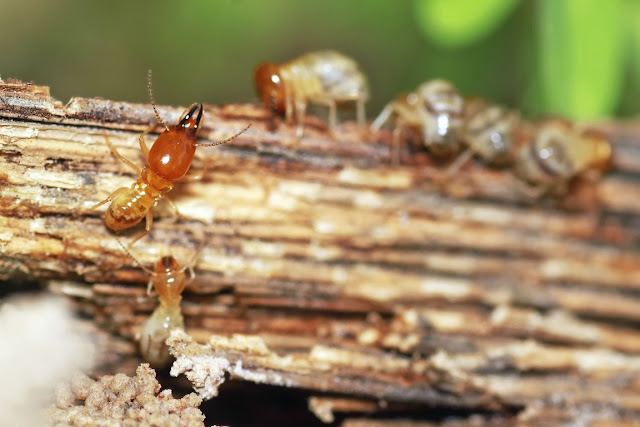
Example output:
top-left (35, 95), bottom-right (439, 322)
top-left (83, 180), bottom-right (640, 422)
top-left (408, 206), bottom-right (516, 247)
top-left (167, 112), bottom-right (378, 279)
top-left (370, 79), bottom-right (465, 164)
top-left (457, 98), bottom-right (520, 168)
top-left (254, 50), bottom-right (369, 138)
top-left (92, 71), bottom-right (249, 245)
top-left (117, 239), bottom-right (200, 368)
top-left (513, 119), bottom-right (612, 195)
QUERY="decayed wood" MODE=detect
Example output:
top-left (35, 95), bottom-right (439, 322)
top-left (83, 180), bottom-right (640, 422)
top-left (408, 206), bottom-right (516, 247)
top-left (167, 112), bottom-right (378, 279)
top-left (2, 78), bottom-right (640, 424)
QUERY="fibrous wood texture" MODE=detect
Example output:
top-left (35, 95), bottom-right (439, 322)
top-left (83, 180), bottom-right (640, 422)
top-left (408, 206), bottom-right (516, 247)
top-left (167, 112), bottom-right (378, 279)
top-left (2, 78), bottom-right (640, 425)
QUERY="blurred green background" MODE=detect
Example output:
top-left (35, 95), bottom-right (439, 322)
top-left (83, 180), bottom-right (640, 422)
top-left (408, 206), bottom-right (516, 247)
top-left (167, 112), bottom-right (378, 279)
top-left (0, 0), bottom-right (638, 120)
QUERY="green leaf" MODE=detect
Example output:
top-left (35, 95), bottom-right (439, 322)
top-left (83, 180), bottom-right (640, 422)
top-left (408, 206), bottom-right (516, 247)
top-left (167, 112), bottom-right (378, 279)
top-left (414, 0), bottom-right (520, 48)
top-left (538, 0), bottom-right (626, 118)
top-left (626, 0), bottom-right (640, 89)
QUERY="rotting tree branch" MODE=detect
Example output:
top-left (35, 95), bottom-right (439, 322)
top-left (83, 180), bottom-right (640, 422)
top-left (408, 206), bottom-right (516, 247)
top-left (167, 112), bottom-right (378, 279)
top-left (2, 78), bottom-right (640, 425)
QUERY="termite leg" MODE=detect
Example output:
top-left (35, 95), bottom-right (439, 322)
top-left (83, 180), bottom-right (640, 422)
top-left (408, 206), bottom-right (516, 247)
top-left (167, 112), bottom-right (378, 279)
top-left (163, 195), bottom-right (181, 221)
top-left (105, 131), bottom-right (142, 175)
top-left (370, 103), bottom-right (394, 133)
top-left (91, 187), bottom-right (128, 210)
top-left (128, 210), bottom-right (153, 247)
top-left (186, 266), bottom-right (196, 284)
top-left (295, 99), bottom-right (307, 139)
top-left (146, 277), bottom-right (154, 296)
top-left (444, 149), bottom-right (473, 177)
top-left (284, 94), bottom-right (294, 124)
top-left (186, 236), bottom-right (204, 279)
top-left (356, 99), bottom-right (366, 127)
top-left (313, 97), bottom-right (337, 136)
top-left (513, 179), bottom-right (548, 200)
top-left (184, 230), bottom-right (204, 286)
top-left (138, 123), bottom-right (156, 161)
top-left (327, 100), bottom-right (338, 131)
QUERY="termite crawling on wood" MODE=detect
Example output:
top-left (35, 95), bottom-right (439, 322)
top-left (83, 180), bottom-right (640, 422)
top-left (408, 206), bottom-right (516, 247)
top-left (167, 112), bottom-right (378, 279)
top-left (371, 79), bottom-right (465, 164)
top-left (92, 70), bottom-right (250, 245)
top-left (458, 98), bottom-right (520, 166)
top-left (117, 238), bottom-right (201, 368)
top-left (254, 50), bottom-right (369, 138)
top-left (513, 119), bottom-right (612, 197)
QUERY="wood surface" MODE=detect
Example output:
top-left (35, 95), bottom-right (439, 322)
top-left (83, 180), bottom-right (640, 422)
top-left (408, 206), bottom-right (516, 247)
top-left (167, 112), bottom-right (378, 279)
top-left (1, 77), bottom-right (640, 425)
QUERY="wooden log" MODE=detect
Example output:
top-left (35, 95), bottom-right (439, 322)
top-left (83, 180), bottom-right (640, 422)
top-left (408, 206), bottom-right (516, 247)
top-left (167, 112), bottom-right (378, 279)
top-left (2, 77), bottom-right (640, 424)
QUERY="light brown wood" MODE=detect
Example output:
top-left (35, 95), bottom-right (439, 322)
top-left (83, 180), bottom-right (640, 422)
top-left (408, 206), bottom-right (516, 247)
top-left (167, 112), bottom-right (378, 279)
top-left (2, 77), bottom-right (640, 424)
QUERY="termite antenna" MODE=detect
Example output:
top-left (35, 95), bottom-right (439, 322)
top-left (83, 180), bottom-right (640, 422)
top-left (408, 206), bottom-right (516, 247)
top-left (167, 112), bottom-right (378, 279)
top-left (147, 69), bottom-right (170, 132)
top-left (177, 230), bottom-right (205, 274)
top-left (115, 236), bottom-right (155, 276)
top-left (195, 124), bottom-right (252, 148)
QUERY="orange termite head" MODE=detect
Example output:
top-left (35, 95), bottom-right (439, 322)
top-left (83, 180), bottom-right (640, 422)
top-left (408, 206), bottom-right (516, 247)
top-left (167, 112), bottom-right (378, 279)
top-left (152, 255), bottom-right (186, 302)
top-left (148, 103), bottom-right (203, 181)
top-left (254, 62), bottom-right (286, 115)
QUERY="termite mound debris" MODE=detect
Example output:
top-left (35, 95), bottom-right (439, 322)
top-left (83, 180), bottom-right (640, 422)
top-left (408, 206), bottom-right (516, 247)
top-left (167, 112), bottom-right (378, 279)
top-left (48, 364), bottom-right (206, 427)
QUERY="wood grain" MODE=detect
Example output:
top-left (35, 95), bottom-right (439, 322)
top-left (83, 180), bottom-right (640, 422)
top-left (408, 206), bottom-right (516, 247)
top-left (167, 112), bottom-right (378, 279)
top-left (1, 77), bottom-right (640, 424)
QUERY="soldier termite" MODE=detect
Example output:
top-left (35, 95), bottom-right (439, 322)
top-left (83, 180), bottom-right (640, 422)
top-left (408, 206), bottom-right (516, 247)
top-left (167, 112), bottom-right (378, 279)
top-left (254, 50), bottom-right (369, 138)
top-left (92, 71), bottom-right (249, 245)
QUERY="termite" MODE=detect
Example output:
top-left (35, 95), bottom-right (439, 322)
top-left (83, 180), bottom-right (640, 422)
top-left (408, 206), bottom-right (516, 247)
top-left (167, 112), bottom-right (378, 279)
top-left (254, 50), bottom-right (369, 138)
top-left (371, 79), bottom-right (465, 164)
top-left (513, 119), bottom-right (612, 195)
top-left (446, 98), bottom-right (521, 173)
top-left (461, 98), bottom-right (520, 166)
top-left (117, 239), bottom-right (200, 368)
top-left (92, 71), bottom-right (249, 245)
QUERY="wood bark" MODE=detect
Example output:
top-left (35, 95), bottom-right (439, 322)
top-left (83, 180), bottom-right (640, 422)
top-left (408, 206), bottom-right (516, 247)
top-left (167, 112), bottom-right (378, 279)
top-left (2, 77), bottom-right (640, 425)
